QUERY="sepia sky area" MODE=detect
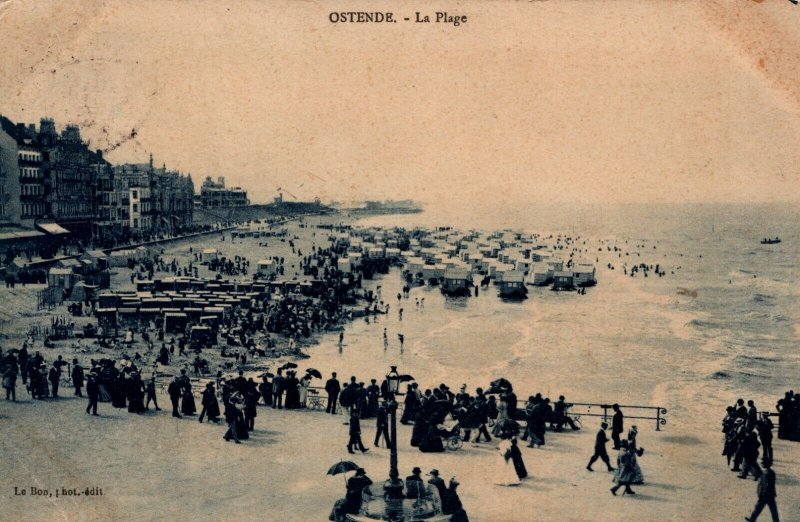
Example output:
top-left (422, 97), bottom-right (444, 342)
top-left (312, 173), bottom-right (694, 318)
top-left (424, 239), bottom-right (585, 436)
top-left (1, 0), bottom-right (799, 206)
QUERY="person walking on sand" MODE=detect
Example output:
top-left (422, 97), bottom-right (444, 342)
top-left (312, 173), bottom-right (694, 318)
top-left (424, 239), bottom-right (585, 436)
top-left (168, 375), bottom-right (182, 418)
top-left (374, 400), bottom-right (390, 448)
top-left (745, 459), bottom-right (779, 522)
top-left (199, 382), bottom-right (220, 423)
top-left (587, 422), bottom-right (616, 472)
top-left (347, 410), bottom-right (369, 454)
top-left (611, 404), bottom-right (624, 450)
top-left (494, 437), bottom-right (521, 486)
top-left (85, 372), bottom-right (99, 416)
top-left (145, 375), bottom-right (161, 411)
top-left (610, 440), bottom-right (636, 496)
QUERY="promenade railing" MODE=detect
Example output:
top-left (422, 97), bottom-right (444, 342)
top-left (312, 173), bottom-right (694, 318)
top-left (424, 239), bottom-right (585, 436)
top-left (567, 402), bottom-right (668, 431)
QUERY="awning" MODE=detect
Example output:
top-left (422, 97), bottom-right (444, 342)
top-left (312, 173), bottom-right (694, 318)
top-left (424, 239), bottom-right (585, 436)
top-left (36, 223), bottom-right (71, 235)
top-left (0, 230), bottom-right (45, 241)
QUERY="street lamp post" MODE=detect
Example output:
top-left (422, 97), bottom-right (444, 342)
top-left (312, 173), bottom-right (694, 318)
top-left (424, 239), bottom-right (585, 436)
top-left (383, 366), bottom-right (404, 504)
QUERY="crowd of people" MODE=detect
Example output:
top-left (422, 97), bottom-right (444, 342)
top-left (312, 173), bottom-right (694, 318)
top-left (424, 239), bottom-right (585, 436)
top-left (721, 398), bottom-right (782, 521)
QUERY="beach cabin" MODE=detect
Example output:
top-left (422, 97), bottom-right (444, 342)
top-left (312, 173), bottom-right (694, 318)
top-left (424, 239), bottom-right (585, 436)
top-left (531, 250), bottom-right (553, 263)
top-left (498, 271), bottom-right (527, 299)
top-left (48, 267), bottom-right (78, 291)
top-left (514, 258), bottom-right (532, 274)
top-left (573, 263), bottom-right (596, 287)
top-left (441, 267), bottom-right (471, 296)
top-left (546, 259), bottom-right (564, 273)
top-left (385, 247), bottom-right (401, 260)
top-left (527, 263), bottom-right (552, 286)
top-left (553, 271), bottom-right (575, 291)
top-left (164, 312), bottom-right (189, 334)
top-left (201, 248), bottom-right (219, 263)
top-left (257, 259), bottom-right (277, 277)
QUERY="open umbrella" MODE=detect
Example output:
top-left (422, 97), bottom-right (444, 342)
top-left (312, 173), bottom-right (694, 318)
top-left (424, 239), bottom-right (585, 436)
top-left (280, 362), bottom-right (298, 371)
top-left (399, 374), bottom-right (415, 383)
top-left (486, 377), bottom-right (513, 394)
top-left (327, 460), bottom-right (361, 486)
top-left (259, 372), bottom-right (274, 379)
top-left (305, 368), bottom-right (322, 379)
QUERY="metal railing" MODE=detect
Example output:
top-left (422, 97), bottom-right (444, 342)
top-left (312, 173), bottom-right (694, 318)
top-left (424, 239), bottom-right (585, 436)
top-left (567, 402), bottom-right (668, 431)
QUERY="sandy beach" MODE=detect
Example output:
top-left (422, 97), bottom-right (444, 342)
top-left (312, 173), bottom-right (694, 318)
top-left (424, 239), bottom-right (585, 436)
top-left (1, 212), bottom-right (799, 521)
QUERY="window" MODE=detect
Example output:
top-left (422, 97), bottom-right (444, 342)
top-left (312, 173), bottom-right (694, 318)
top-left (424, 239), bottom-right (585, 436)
top-left (132, 190), bottom-right (138, 199)
top-left (132, 203), bottom-right (139, 212)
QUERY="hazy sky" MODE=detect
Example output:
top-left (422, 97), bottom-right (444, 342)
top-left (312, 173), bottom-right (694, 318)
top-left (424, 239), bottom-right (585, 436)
top-left (1, 0), bottom-right (799, 205)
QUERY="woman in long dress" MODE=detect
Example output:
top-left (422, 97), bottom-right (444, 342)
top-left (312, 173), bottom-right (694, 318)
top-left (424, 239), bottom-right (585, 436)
top-left (509, 437), bottom-right (528, 479)
top-left (298, 375), bottom-right (311, 408)
top-left (611, 440), bottom-right (637, 495)
top-left (494, 438), bottom-right (521, 486)
top-left (626, 426), bottom-right (644, 484)
top-left (181, 377), bottom-right (196, 415)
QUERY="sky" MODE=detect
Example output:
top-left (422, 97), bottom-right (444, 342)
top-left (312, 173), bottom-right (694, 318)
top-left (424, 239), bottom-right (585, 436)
top-left (1, 0), bottom-right (799, 206)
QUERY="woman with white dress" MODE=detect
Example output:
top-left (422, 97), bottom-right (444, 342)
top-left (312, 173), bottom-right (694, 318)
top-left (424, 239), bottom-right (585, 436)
top-left (298, 375), bottom-right (311, 408)
top-left (494, 438), bottom-right (521, 486)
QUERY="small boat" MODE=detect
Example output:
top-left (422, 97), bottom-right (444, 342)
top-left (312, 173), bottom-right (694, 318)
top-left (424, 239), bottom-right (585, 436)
top-left (760, 237), bottom-right (781, 245)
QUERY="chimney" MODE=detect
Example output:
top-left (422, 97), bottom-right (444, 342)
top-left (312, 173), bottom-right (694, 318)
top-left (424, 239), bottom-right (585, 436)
top-left (40, 118), bottom-right (56, 135)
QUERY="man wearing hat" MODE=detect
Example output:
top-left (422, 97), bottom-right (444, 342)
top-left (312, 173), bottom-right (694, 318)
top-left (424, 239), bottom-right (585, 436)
top-left (167, 375), bottom-right (183, 418)
top-left (427, 469), bottom-right (447, 501)
top-left (71, 359), bottom-right (85, 397)
top-left (587, 421), bottom-right (615, 472)
top-left (405, 467), bottom-right (424, 499)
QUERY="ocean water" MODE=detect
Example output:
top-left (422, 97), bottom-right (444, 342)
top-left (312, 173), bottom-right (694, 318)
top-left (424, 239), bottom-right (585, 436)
top-left (303, 203), bottom-right (799, 430)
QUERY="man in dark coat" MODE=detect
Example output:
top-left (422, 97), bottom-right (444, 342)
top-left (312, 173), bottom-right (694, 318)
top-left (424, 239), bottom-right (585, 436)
top-left (325, 372), bottom-right (341, 414)
top-left (739, 431), bottom-right (763, 480)
top-left (71, 359), bottom-right (85, 397)
top-left (757, 413), bottom-right (774, 466)
top-left (199, 382), bottom-right (220, 423)
top-left (374, 401), bottom-right (390, 448)
top-left (405, 467), bottom-right (425, 499)
top-left (746, 400), bottom-right (759, 432)
top-left (611, 404), bottom-right (624, 450)
top-left (745, 459), bottom-right (779, 522)
top-left (587, 422), bottom-right (615, 471)
top-left (85, 373), bottom-right (99, 415)
top-left (344, 468), bottom-right (372, 515)
top-left (427, 469), bottom-right (447, 502)
top-left (347, 410), bottom-right (369, 454)
top-left (167, 375), bottom-right (183, 418)
top-left (48, 364), bottom-right (60, 398)
top-left (258, 375), bottom-right (272, 406)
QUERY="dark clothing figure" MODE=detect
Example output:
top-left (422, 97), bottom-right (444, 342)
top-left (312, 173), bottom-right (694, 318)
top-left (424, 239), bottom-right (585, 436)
top-left (747, 467), bottom-right (779, 522)
top-left (272, 374), bottom-right (284, 409)
top-left (86, 376), bottom-right (99, 415)
top-left (612, 408), bottom-right (624, 449)
top-left (588, 428), bottom-right (615, 471)
top-left (740, 432), bottom-right (763, 480)
top-left (168, 379), bottom-right (182, 417)
top-left (325, 377), bottom-right (340, 414)
top-left (757, 417), bottom-right (774, 465)
top-left (258, 379), bottom-right (273, 406)
top-left (145, 380), bottom-right (160, 410)
top-left (405, 473), bottom-right (425, 499)
top-left (347, 415), bottom-right (368, 453)
top-left (199, 385), bottom-right (220, 422)
top-left (71, 364), bottom-right (85, 397)
top-left (509, 440), bottom-right (528, 479)
top-left (223, 401), bottom-right (241, 443)
top-left (374, 404), bottom-right (390, 447)
top-left (48, 367), bottom-right (60, 398)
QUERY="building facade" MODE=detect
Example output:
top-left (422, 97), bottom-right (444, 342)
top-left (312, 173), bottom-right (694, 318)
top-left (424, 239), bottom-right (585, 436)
top-left (200, 176), bottom-right (249, 208)
top-left (0, 114), bottom-right (196, 249)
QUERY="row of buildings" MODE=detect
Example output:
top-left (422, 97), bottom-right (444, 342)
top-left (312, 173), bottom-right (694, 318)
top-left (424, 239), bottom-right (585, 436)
top-left (0, 115), bottom-right (197, 254)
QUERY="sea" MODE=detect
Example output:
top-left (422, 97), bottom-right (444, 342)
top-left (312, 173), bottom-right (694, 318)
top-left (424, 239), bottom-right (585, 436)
top-left (301, 202), bottom-right (799, 432)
